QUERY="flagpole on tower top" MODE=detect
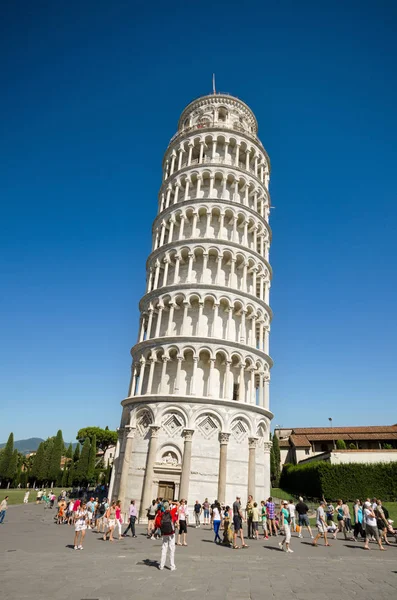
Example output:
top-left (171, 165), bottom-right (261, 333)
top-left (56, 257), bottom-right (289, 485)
top-left (212, 73), bottom-right (216, 94)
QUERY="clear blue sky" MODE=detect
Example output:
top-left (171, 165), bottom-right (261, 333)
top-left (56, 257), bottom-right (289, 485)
top-left (1, 0), bottom-right (396, 443)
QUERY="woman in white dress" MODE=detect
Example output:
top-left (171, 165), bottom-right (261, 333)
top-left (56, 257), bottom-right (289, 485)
top-left (74, 502), bottom-right (88, 550)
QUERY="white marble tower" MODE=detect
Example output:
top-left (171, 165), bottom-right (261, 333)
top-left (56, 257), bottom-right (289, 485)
top-left (111, 93), bottom-right (273, 515)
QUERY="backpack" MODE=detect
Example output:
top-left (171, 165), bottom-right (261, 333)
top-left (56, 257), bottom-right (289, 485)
top-left (160, 511), bottom-right (174, 535)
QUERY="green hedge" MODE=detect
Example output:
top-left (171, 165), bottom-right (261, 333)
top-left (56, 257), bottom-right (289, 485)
top-left (279, 461), bottom-right (397, 501)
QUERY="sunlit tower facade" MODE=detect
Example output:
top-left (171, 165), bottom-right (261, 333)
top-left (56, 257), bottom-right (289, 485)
top-left (111, 92), bottom-right (273, 514)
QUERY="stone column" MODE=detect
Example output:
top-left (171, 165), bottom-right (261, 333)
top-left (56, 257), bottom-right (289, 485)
top-left (199, 141), bottom-right (204, 163)
top-left (147, 358), bottom-right (156, 394)
top-left (207, 358), bottom-right (215, 396)
top-left (174, 184), bottom-right (180, 204)
top-left (128, 365), bottom-right (137, 397)
top-left (248, 437), bottom-right (258, 498)
top-left (155, 306), bottom-right (163, 337)
top-left (191, 356), bottom-right (198, 395)
top-left (174, 355), bottom-right (183, 393)
top-left (140, 425), bottom-right (160, 518)
top-left (108, 435), bottom-right (121, 501)
top-left (223, 360), bottom-right (231, 399)
top-left (178, 216), bottom-right (185, 241)
top-left (179, 429), bottom-right (194, 501)
top-left (117, 426), bottom-right (136, 505)
top-left (217, 432), bottom-right (230, 504)
top-left (137, 359), bottom-right (146, 395)
top-left (263, 441), bottom-right (272, 500)
top-left (173, 256), bottom-right (180, 283)
top-left (170, 153), bottom-right (176, 174)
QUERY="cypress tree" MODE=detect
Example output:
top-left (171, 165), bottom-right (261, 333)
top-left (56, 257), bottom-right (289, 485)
top-left (61, 466), bottom-right (68, 487)
top-left (73, 444), bottom-right (80, 463)
top-left (0, 432), bottom-right (14, 480)
top-left (87, 434), bottom-right (97, 483)
top-left (32, 442), bottom-right (45, 483)
top-left (65, 443), bottom-right (73, 460)
top-left (272, 433), bottom-right (281, 486)
top-left (42, 438), bottom-right (54, 484)
top-left (67, 462), bottom-right (75, 487)
top-left (49, 430), bottom-right (63, 483)
top-left (75, 438), bottom-right (90, 485)
top-left (7, 449), bottom-right (19, 483)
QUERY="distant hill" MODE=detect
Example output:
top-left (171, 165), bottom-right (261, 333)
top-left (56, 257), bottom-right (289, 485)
top-left (0, 437), bottom-right (78, 454)
top-left (0, 437), bottom-right (44, 453)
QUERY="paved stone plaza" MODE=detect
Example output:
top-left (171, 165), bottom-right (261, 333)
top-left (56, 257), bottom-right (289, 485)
top-left (1, 504), bottom-right (397, 600)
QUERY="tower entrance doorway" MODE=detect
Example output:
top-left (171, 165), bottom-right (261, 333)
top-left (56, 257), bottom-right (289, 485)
top-left (157, 481), bottom-right (175, 501)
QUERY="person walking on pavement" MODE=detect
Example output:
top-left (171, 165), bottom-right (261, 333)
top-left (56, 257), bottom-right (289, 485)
top-left (246, 495), bottom-right (254, 539)
top-left (212, 500), bottom-right (222, 543)
top-left (363, 502), bottom-right (385, 551)
top-left (312, 500), bottom-right (330, 547)
top-left (0, 496), bottom-right (8, 524)
top-left (232, 496), bottom-right (249, 549)
top-left (266, 497), bottom-right (277, 537)
top-left (193, 500), bottom-right (202, 528)
top-left (159, 501), bottom-right (178, 571)
top-left (278, 501), bottom-right (293, 553)
top-left (177, 499), bottom-right (189, 546)
top-left (295, 496), bottom-right (314, 539)
top-left (122, 499), bottom-right (137, 538)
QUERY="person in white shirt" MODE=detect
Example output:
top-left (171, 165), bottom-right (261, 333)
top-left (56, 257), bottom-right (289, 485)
top-left (23, 491), bottom-right (30, 504)
top-left (177, 499), bottom-right (189, 546)
top-left (363, 502), bottom-right (385, 551)
top-left (73, 502), bottom-right (88, 550)
top-left (287, 500), bottom-right (296, 532)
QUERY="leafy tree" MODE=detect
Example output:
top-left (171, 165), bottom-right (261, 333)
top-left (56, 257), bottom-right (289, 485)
top-left (49, 430), bottom-right (64, 483)
top-left (0, 432), bottom-right (14, 481)
top-left (75, 438), bottom-right (90, 485)
top-left (73, 444), bottom-right (80, 463)
top-left (77, 427), bottom-right (117, 454)
top-left (87, 434), bottom-right (97, 483)
top-left (336, 439), bottom-right (347, 449)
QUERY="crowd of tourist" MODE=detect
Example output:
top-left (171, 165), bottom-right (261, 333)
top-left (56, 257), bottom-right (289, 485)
top-left (52, 492), bottom-right (396, 561)
top-left (3, 488), bottom-right (396, 571)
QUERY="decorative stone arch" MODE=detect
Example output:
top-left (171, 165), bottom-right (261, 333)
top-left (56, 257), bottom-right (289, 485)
top-left (229, 413), bottom-right (253, 443)
top-left (191, 406), bottom-right (224, 437)
top-left (157, 443), bottom-right (183, 466)
top-left (159, 405), bottom-right (188, 439)
top-left (135, 407), bottom-right (154, 438)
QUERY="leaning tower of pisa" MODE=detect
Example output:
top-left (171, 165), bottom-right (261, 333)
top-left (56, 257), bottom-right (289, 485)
top-left (111, 93), bottom-right (273, 515)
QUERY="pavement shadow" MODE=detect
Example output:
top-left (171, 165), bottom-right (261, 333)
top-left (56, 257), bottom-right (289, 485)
top-left (65, 545), bottom-right (75, 549)
top-left (138, 559), bottom-right (160, 568)
top-left (263, 546), bottom-right (283, 552)
top-left (344, 544), bottom-right (367, 550)
top-left (300, 542), bottom-right (315, 546)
